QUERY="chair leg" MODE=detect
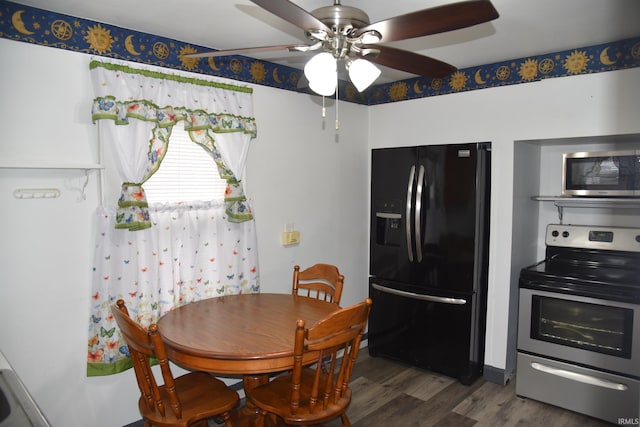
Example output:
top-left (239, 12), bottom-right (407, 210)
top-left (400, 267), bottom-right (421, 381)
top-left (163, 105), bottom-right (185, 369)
top-left (249, 406), bottom-right (286, 427)
top-left (340, 413), bottom-right (351, 427)
top-left (221, 411), bottom-right (233, 427)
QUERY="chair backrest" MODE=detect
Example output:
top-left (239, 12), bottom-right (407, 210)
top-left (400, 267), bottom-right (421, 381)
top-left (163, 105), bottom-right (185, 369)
top-left (290, 298), bottom-right (372, 415)
top-left (111, 299), bottom-right (183, 420)
top-left (292, 263), bottom-right (344, 305)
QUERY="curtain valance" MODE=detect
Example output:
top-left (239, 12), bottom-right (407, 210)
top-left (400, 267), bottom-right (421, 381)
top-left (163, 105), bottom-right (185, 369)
top-left (89, 60), bottom-right (257, 228)
top-left (89, 60), bottom-right (255, 114)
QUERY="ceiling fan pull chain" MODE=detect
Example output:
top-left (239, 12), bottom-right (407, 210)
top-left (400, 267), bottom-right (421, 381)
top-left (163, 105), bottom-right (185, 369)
top-left (322, 95), bottom-right (326, 118)
top-left (335, 78), bottom-right (340, 130)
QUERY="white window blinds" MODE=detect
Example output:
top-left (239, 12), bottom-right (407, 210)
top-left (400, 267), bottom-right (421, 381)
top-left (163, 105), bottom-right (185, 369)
top-left (144, 127), bottom-right (227, 203)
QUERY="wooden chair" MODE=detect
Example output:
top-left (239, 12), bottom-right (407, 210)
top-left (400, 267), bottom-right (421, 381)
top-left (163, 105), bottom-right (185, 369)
top-left (111, 299), bottom-right (239, 427)
top-left (292, 263), bottom-right (344, 305)
top-left (246, 298), bottom-right (373, 427)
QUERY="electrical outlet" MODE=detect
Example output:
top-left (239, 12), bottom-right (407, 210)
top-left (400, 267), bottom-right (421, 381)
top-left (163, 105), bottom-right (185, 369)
top-left (281, 230), bottom-right (300, 246)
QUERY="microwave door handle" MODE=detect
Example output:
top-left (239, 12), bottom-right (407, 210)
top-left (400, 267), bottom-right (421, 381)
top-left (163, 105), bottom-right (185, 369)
top-left (406, 165), bottom-right (416, 262)
top-left (415, 165), bottom-right (425, 263)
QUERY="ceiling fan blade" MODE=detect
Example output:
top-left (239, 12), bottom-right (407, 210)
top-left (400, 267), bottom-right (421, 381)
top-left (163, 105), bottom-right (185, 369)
top-left (184, 44), bottom-right (307, 59)
top-left (354, 0), bottom-right (498, 43)
top-left (364, 45), bottom-right (456, 78)
top-left (250, 0), bottom-right (334, 37)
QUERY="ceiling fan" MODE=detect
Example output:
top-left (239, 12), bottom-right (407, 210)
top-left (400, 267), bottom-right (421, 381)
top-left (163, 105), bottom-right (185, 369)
top-left (187, 0), bottom-right (499, 94)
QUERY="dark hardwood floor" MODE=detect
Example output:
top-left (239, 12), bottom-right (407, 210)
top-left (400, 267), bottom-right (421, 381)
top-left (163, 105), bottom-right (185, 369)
top-left (127, 349), bottom-right (613, 426)
top-left (323, 350), bottom-right (613, 427)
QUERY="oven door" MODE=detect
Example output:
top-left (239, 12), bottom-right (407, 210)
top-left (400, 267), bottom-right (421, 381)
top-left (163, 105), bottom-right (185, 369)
top-left (518, 288), bottom-right (639, 377)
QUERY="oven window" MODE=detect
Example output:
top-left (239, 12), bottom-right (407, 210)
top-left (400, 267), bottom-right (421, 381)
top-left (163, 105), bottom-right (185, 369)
top-left (531, 296), bottom-right (633, 359)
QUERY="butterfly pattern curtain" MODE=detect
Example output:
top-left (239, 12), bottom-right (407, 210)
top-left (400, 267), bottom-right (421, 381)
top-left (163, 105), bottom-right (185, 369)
top-left (90, 60), bottom-right (257, 230)
top-left (87, 60), bottom-right (259, 376)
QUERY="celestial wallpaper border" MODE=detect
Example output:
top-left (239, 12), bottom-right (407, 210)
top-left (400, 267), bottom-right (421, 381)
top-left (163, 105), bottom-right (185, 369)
top-left (1, 0), bottom-right (639, 106)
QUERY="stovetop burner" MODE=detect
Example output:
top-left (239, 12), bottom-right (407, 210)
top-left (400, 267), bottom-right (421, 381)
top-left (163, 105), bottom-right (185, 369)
top-left (520, 224), bottom-right (640, 303)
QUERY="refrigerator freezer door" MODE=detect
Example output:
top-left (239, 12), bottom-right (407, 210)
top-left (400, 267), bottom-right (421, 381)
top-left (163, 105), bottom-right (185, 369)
top-left (370, 146), bottom-right (417, 283)
top-left (368, 279), bottom-right (482, 384)
top-left (370, 144), bottom-right (485, 294)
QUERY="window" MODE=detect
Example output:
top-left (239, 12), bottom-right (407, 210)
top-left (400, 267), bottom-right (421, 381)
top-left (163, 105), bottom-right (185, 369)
top-left (144, 126), bottom-right (227, 203)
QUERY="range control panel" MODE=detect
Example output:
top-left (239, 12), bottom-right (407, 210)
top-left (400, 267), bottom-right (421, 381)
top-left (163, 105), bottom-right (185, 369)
top-left (546, 224), bottom-right (640, 252)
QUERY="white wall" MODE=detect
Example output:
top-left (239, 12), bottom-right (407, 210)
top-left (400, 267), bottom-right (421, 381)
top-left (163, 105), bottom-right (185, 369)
top-left (0, 38), bottom-right (369, 426)
top-left (368, 68), bottom-right (640, 382)
top-left (246, 90), bottom-right (370, 307)
top-left (2, 35), bottom-right (639, 425)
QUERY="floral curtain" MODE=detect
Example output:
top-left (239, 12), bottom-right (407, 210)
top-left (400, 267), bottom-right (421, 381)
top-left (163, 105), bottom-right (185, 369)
top-left (90, 60), bottom-right (256, 230)
top-left (87, 60), bottom-right (259, 376)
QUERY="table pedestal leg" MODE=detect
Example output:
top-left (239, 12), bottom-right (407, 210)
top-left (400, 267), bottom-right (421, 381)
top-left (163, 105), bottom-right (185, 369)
top-left (231, 374), bottom-right (282, 427)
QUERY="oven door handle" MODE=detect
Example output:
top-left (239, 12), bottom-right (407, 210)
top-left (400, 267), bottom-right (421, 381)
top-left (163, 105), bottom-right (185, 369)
top-left (530, 362), bottom-right (628, 391)
top-left (371, 283), bottom-right (467, 305)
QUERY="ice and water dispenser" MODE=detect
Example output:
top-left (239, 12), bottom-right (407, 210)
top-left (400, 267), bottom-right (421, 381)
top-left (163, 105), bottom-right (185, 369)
top-left (375, 212), bottom-right (402, 246)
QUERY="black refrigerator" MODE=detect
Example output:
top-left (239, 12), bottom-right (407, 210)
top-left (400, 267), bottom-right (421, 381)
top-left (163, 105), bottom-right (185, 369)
top-left (368, 142), bottom-right (491, 385)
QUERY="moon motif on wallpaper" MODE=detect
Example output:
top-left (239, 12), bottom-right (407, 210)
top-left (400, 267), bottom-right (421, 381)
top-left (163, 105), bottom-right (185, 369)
top-left (208, 57), bottom-right (220, 71)
top-left (599, 47), bottom-right (616, 65)
top-left (124, 35), bottom-right (141, 56)
top-left (272, 68), bottom-right (283, 83)
top-left (475, 69), bottom-right (487, 85)
top-left (413, 81), bottom-right (423, 94)
top-left (12, 10), bottom-right (35, 35)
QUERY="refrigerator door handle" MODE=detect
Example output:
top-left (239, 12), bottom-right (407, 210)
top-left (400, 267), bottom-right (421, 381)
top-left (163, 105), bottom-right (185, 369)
top-left (415, 165), bottom-right (425, 263)
top-left (405, 165), bottom-right (416, 262)
top-left (371, 283), bottom-right (467, 305)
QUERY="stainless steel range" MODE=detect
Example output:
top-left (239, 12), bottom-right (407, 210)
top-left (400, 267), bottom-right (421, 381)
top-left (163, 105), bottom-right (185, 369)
top-left (517, 224), bottom-right (640, 424)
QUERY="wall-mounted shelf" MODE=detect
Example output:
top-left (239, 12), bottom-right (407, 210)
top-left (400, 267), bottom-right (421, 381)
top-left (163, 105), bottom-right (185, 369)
top-left (533, 196), bottom-right (640, 222)
top-left (0, 162), bottom-right (103, 170)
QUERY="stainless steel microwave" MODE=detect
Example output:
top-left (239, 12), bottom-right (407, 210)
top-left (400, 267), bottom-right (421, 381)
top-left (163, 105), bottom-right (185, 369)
top-left (562, 150), bottom-right (640, 197)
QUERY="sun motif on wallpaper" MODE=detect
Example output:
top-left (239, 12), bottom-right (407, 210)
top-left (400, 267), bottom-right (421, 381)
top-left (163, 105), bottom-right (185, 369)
top-left (563, 50), bottom-right (589, 74)
top-left (631, 42), bottom-right (640, 59)
top-left (449, 71), bottom-right (468, 91)
top-left (344, 84), bottom-right (357, 100)
top-left (288, 73), bottom-right (299, 87)
top-left (388, 82), bottom-right (408, 101)
top-left (179, 45), bottom-right (198, 69)
top-left (249, 61), bottom-right (266, 82)
top-left (84, 23), bottom-right (114, 54)
top-left (518, 58), bottom-right (538, 81)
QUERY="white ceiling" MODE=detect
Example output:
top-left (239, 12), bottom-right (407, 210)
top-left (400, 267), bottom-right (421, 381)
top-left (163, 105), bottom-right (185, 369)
top-left (11, 0), bottom-right (640, 83)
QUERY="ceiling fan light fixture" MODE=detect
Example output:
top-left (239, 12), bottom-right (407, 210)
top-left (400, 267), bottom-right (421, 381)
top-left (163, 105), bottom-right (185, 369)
top-left (359, 30), bottom-right (382, 44)
top-left (305, 52), bottom-right (337, 96)
top-left (348, 58), bottom-right (381, 92)
top-left (307, 29), bottom-right (329, 41)
top-left (309, 78), bottom-right (337, 97)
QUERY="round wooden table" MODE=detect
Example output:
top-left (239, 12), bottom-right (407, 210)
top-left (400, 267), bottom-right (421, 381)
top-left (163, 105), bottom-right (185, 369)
top-left (158, 293), bottom-right (339, 425)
